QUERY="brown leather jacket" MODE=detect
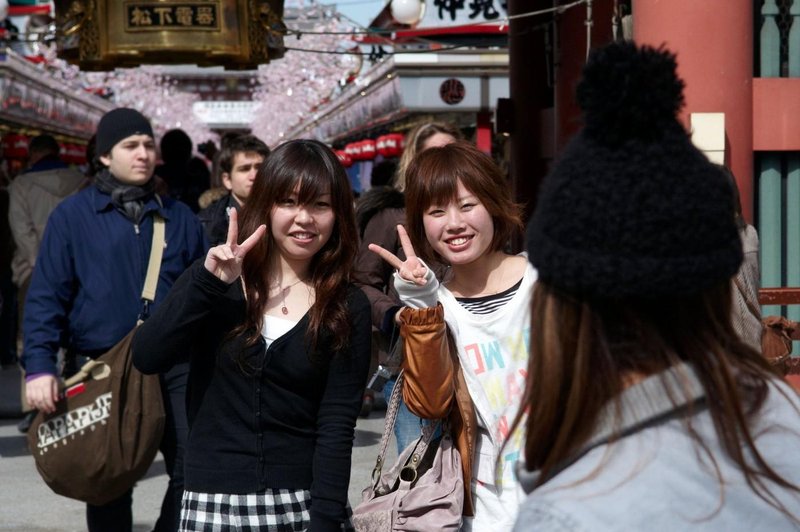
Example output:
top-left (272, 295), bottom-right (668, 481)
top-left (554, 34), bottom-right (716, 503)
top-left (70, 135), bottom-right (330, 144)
top-left (399, 304), bottom-right (477, 516)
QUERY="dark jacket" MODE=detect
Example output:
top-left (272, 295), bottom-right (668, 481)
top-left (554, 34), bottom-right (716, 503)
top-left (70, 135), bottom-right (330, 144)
top-left (132, 261), bottom-right (372, 531)
top-left (197, 193), bottom-right (238, 246)
top-left (399, 304), bottom-right (477, 517)
top-left (22, 185), bottom-right (207, 376)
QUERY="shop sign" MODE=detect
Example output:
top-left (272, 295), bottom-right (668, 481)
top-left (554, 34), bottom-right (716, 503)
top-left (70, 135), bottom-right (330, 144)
top-left (125, 3), bottom-right (221, 31)
top-left (440, 78), bottom-right (465, 105)
top-left (422, 0), bottom-right (508, 26)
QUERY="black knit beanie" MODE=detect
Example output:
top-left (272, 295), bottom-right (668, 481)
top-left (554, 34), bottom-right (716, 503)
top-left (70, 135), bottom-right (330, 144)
top-left (95, 108), bottom-right (154, 156)
top-left (526, 42), bottom-right (742, 299)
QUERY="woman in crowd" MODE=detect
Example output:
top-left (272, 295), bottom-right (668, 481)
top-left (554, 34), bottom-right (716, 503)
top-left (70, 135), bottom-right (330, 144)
top-left (353, 121), bottom-right (461, 449)
top-left (133, 139), bottom-right (371, 531)
top-left (369, 141), bottom-right (533, 530)
top-left (512, 41), bottom-right (800, 531)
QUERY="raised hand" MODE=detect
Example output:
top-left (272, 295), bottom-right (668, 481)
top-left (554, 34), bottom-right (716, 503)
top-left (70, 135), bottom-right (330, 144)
top-left (204, 208), bottom-right (266, 284)
top-left (368, 224), bottom-right (428, 286)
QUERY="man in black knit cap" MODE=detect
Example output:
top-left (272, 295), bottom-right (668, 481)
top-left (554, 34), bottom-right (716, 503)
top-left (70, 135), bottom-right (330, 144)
top-left (21, 108), bottom-right (208, 531)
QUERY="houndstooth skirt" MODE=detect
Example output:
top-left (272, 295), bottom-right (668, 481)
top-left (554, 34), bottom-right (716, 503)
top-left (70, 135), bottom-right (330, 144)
top-left (180, 488), bottom-right (355, 531)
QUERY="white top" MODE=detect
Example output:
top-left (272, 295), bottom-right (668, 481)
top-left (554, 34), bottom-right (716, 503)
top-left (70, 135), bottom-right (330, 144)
top-left (395, 256), bottom-right (536, 508)
top-left (261, 314), bottom-right (299, 348)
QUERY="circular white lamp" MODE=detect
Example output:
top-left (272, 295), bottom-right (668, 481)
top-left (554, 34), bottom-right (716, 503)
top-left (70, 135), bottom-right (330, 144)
top-left (390, 0), bottom-right (425, 26)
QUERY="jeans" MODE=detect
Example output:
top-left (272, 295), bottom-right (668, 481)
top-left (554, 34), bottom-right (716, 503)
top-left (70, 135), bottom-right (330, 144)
top-left (383, 376), bottom-right (434, 454)
top-left (153, 363), bottom-right (189, 532)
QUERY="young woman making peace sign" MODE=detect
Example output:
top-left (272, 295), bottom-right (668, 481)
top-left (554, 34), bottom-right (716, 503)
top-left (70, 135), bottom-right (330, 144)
top-left (134, 139), bottom-right (371, 531)
top-left (370, 141), bottom-right (533, 531)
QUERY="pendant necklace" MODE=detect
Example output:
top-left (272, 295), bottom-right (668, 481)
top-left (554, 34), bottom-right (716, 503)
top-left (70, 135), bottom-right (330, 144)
top-left (275, 278), bottom-right (306, 315)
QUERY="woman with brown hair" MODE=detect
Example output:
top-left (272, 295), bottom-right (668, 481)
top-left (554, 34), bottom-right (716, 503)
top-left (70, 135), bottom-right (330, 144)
top-left (353, 121), bottom-right (461, 448)
top-left (133, 139), bottom-right (371, 531)
top-left (370, 141), bottom-right (531, 530)
top-left (511, 41), bottom-right (800, 530)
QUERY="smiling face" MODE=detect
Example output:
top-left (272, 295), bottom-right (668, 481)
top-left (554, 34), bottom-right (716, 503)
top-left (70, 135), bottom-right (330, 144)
top-left (222, 150), bottom-right (265, 206)
top-left (422, 179), bottom-right (495, 266)
top-left (270, 183), bottom-right (335, 267)
top-left (99, 134), bottom-right (156, 185)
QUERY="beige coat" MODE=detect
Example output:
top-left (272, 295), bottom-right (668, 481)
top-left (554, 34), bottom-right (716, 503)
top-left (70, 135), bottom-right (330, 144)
top-left (8, 166), bottom-right (86, 287)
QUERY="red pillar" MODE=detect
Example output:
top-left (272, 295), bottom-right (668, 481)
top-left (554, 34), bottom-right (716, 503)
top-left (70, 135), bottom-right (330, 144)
top-left (554, 0), bottom-right (615, 152)
top-left (633, 0), bottom-right (754, 222)
top-left (509, 0), bottom-right (552, 228)
top-left (476, 111), bottom-right (492, 154)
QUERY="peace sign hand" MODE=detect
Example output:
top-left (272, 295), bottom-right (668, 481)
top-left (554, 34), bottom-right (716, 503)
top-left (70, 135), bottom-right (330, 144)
top-left (204, 208), bottom-right (266, 284)
top-left (368, 224), bottom-right (428, 286)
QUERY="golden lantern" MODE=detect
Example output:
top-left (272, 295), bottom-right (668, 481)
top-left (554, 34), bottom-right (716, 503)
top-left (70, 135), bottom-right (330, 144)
top-left (53, 0), bottom-right (285, 70)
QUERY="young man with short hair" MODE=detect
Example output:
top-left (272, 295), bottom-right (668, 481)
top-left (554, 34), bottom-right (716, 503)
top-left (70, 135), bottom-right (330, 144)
top-left (198, 134), bottom-right (270, 245)
top-left (21, 108), bottom-right (207, 532)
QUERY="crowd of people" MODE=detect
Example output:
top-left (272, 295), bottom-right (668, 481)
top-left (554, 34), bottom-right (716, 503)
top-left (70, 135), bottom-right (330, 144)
top-left (5, 40), bottom-right (800, 531)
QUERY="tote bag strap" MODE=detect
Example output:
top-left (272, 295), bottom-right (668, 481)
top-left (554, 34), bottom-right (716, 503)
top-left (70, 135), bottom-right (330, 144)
top-left (137, 214), bottom-right (165, 323)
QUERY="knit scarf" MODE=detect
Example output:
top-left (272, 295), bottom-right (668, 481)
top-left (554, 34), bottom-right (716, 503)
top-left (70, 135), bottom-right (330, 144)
top-left (94, 168), bottom-right (156, 224)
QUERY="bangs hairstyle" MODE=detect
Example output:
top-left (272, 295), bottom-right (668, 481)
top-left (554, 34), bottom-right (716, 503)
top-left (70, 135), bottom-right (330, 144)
top-left (404, 141), bottom-right (523, 264)
top-left (236, 139), bottom-right (358, 358)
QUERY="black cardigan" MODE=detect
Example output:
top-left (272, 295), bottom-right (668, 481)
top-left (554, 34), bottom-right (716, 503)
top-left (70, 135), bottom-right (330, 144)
top-left (132, 260), bottom-right (372, 531)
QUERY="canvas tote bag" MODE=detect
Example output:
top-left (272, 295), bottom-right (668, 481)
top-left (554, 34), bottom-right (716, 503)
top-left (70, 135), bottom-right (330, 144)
top-left (26, 215), bottom-right (167, 506)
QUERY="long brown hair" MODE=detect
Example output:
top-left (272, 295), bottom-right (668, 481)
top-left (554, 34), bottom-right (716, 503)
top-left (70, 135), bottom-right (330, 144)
top-left (510, 280), bottom-right (800, 518)
top-left (404, 141), bottom-right (522, 264)
top-left (236, 139), bottom-right (358, 358)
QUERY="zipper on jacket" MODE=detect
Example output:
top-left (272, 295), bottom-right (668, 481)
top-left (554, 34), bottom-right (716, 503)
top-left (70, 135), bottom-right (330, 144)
top-left (134, 224), bottom-right (140, 235)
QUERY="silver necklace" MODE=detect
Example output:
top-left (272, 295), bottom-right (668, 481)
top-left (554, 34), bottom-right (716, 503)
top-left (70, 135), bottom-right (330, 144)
top-left (274, 278), bottom-right (306, 315)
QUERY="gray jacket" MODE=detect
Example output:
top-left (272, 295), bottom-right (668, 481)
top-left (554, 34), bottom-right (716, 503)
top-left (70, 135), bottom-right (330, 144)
top-left (513, 363), bottom-right (800, 531)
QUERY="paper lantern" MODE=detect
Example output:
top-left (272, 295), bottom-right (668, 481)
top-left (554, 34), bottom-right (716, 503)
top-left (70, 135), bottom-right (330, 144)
top-left (335, 150), bottom-right (353, 168)
top-left (384, 133), bottom-right (404, 157)
top-left (1, 134), bottom-right (29, 159)
top-left (361, 139), bottom-right (376, 160)
top-left (390, 0), bottom-right (425, 25)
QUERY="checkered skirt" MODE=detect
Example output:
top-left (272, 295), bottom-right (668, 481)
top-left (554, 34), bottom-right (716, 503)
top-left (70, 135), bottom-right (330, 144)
top-left (180, 488), bottom-right (355, 531)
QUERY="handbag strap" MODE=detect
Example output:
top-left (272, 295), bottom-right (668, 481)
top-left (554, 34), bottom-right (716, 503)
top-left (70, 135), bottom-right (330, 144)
top-left (369, 370), bottom-right (441, 487)
top-left (137, 214), bottom-right (165, 322)
top-left (732, 275), bottom-right (762, 321)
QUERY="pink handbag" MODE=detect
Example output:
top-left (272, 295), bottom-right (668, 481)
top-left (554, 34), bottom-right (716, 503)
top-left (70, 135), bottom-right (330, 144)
top-left (352, 372), bottom-right (464, 531)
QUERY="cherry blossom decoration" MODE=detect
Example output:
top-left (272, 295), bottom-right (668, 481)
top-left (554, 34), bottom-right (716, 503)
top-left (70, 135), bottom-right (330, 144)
top-left (84, 67), bottom-right (217, 146)
top-left (249, 0), bottom-right (363, 147)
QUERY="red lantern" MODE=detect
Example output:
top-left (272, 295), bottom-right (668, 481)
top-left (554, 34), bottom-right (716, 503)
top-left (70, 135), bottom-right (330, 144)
top-left (361, 139), bottom-right (376, 160)
top-left (383, 133), bottom-right (404, 158)
top-left (335, 150), bottom-right (353, 168)
top-left (351, 142), bottom-right (364, 161)
top-left (376, 135), bottom-right (388, 157)
top-left (1, 134), bottom-right (29, 159)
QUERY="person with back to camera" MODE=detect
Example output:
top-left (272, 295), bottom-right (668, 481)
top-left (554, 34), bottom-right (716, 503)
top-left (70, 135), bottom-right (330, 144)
top-left (155, 128), bottom-right (211, 213)
top-left (353, 121), bottom-right (461, 450)
top-left (9, 133), bottom-right (87, 430)
top-left (21, 108), bottom-right (208, 532)
top-left (510, 41), bottom-right (800, 531)
top-left (198, 134), bottom-right (270, 245)
top-left (132, 139), bottom-right (372, 531)
top-left (369, 141), bottom-right (533, 530)
top-left (722, 166), bottom-right (763, 353)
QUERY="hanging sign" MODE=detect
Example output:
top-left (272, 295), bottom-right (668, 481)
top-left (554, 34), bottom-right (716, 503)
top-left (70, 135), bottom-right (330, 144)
top-left (53, 0), bottom-right (285, 70)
